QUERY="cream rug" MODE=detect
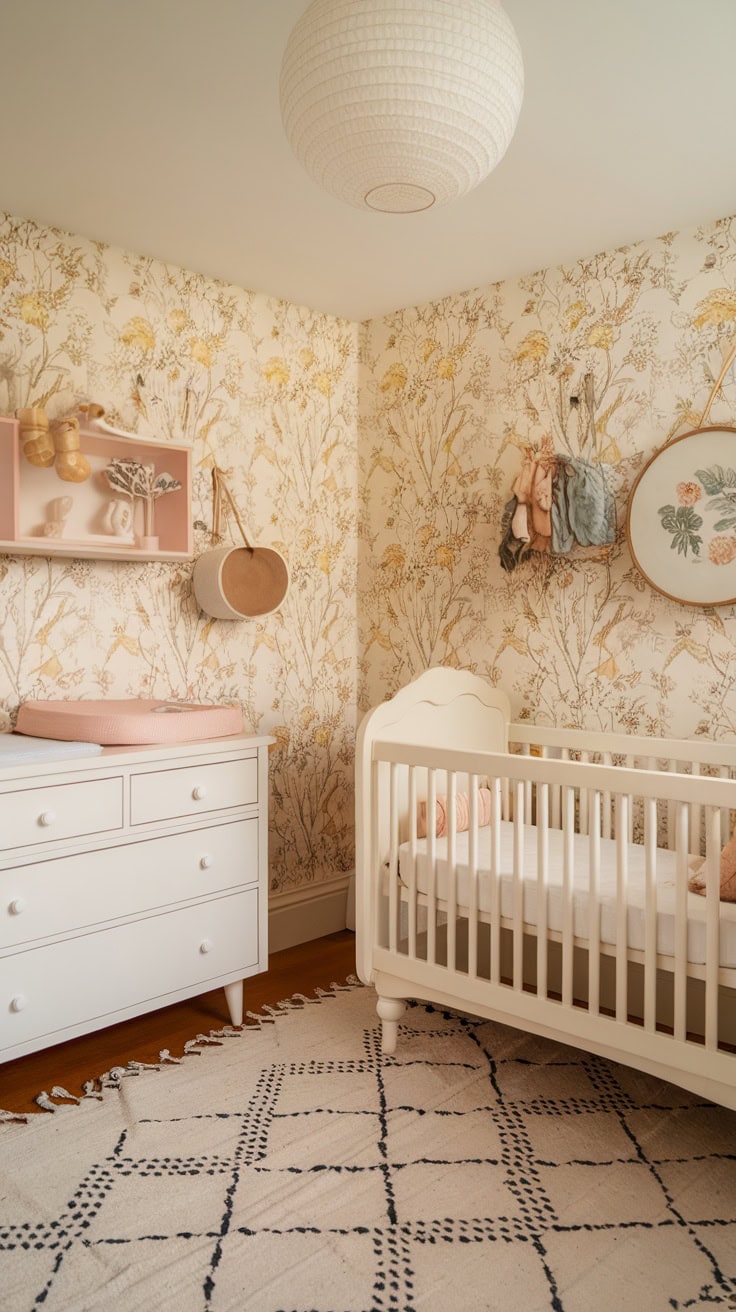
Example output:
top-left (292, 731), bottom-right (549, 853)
top-left (1, 981), bottom-right (735, 1312)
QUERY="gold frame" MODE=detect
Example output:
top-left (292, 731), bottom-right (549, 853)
top-left (626, 425), bottom-right (736, 608)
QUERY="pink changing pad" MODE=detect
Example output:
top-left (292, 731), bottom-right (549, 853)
top-left (15, 699), bottom-right (244, 745)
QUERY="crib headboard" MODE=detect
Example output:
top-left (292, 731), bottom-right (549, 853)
top-left (357, 667), bottom-right (510, 861)
top-left (358, 667), bottom-right (510, 753)
top-left (355, 667), bottom-right (510, 983)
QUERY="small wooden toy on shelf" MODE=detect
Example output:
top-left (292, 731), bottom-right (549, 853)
top-left (42, 495), bottom-right (73, 538)
top-left (102, 499), bottom-right (134, 539)
top-left (77, 401), bottom-right (148, 442)
top-left (104, 457), bottom-right (182, 551)
top-left (18, 406), bottom-right (91, 482)
top-left (17, 407), bottom-right (55, 468)
top-left (52, 415), bottom-right (91, 483)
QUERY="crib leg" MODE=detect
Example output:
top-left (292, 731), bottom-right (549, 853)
top-left (376, 996), bottom-right (406, 1054)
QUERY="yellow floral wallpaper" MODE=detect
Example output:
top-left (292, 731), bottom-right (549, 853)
top-left (0, 213), bottom-right (360, 895)
top-left (2, 208), bottom-right (736, 907)
top-left (360, 216), bottom-right (736, 740)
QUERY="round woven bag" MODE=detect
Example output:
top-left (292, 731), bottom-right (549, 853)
top-left (193, 543), bottom-right (289, 620)
top-left (192, 468), bottom-right (290, 620)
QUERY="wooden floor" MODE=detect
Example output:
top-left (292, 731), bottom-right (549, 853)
top-left (1, 930), bottom-right (356, 1116)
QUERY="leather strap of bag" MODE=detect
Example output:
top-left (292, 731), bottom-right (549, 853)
top-left (211, 467), bottom-right (253, 552)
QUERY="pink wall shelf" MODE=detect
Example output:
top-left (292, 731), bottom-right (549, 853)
top-left (0, 416), bottom-right (193, 562)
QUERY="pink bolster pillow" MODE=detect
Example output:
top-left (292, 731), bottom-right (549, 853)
top-left (688, 831), bottom-right (736, 903)
top-left (417, 788), bottom-right (493, 839)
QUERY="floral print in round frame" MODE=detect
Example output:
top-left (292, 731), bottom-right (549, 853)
top-left (627, 426), bottom-right (736, 606)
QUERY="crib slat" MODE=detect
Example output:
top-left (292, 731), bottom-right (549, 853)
top-left (588, 790), bottom-right (601, 1017)
top-left (674, 801), bottom-right (688, 1043)
top-left (408, 766), bottom-right (418, 959)
top-left (625, 766), bottom-right (634, 843)
top-left (562, 785), bottom-right (574, 1007)
top-left (388, 763), bottom-right (399, 953)
top-left (602, 753), bottom-right (612, 840)
top-left (579, 752), bottom-right (590, 836)
top-left (468, 774), bottom-right (479, 978)
top-left (447, 771), bottom-right (458, 972)
top-left (666, 761), bottom-right (676, 852)
top-left (615, 793), bottom-right (629, 1024)
top-left (705, 806), bottom-right (720, 1051)
top-left (490, 777), bottom-right (501, 986)
top-left (721, 766), bottom-right (731, 846)
top-left (521, 743), bottom-right (532, 824)
top-left (644, 796), bottom-right (657, 1033)
top-left (513, 781), bottom-right (524, 991)
top-left (537, 783), bottom-right (549, 1001)
top-left (427, 768), bottom-right (438, 966)
top-left (691, 762), bottom-right (702, 856)
top-left (546, 746), bottom-right (561, 829)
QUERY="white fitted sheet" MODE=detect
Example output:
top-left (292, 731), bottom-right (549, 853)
top-left (398, 821), bottom-right (736, 970)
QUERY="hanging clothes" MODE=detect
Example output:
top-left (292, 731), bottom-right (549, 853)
top-left (552, 456), bottom-right (615, 553)
top-left (530, 457), bottom-right (555, 552)
top-left (511, 449), bottom-right (549, 553)
top-left (500, 451), bottom-right (615, 566)
top-left (499, 496), bottom-right (532, 572)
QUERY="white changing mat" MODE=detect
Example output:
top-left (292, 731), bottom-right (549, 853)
top-left (0, 734), bottom-right (103, 767)
top-left (398, 822), bottom-right (736, 970)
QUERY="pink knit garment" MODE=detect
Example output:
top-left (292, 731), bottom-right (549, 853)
top-left (688, 832), bottom-right (736, 902)
top-left (417, 788), bottom-right (493, 839)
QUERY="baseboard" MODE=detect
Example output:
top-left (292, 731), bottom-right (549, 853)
top-left (268, 872), bottom-right (353, 953)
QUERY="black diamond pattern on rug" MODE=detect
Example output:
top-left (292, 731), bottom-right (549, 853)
top-left (1, 987), bottom-right (735, 1311)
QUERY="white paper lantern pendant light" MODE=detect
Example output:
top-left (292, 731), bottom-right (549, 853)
top-left (280, 0), bottom-right (524, 213)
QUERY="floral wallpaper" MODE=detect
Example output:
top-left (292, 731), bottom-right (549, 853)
top-left (2, 208), bottom-right (736, 907)
top-left (0, 213), bottom-right (359, 895)
top-left (359, 215), bottom-right (736, 741)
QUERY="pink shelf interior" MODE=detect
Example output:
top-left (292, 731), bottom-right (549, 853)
top-left (0, 418), bottom-right (192, 557)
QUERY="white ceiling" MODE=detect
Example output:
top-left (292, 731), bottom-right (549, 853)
top-left (3, 0), bottom-right (736, 323)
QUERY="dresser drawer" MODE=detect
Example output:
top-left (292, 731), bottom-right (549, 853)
top-left (1, 818), bottom-right (257, 949)
top-left (130, 757), bottom-right (257, 825)
top-left (0, 777), bottom-right (123, 852)
top-left (0, 888), bottom-right (259, 1051)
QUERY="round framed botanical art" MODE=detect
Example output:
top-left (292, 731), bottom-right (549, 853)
top-left (627, 426), bottom-right (736, 607)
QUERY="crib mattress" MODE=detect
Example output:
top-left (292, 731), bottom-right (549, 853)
top-left (398, 822), bottom-right (736, 970)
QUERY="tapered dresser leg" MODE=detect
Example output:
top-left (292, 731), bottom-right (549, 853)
top-left (224, 980), bottom-right (244, 1026)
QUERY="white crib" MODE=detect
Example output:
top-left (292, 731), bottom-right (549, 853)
top-left (355, 667), bottom-right (736, 1110)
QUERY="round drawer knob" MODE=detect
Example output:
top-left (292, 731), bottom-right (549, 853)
top-left (10, 994), bottom-right (27, 1012)
top-left (192, 785), bottom-right (208, 801)
top-left (38, 810), bottom-right (56, 827)
top-left (199, 939), bottom-right (213, 955)
top-left (199, 854), bottom-right (214, 870)
top-left (8, 898), bottom-right (26, 916)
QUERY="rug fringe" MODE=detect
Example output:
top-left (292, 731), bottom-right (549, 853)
top-left (0, 977), bottom-right (364, 1123)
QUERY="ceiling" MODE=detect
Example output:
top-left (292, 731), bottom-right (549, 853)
top-left (3, 0), bottom-right (736, 323)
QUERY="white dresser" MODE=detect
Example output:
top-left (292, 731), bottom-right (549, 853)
top-left (0, 733), bottom-right (272, 1063)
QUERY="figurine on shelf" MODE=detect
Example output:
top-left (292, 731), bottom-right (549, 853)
top-left (102, 499), bottom-right (134, 538)
top-left (17, 406), bottom-right (92, 481)
top-left (42, 495), bottom-right (73, 538)
top-left (52, 416), bottom-right (91, 483)
top-left (77, 401), bottom-right (148, 442)
top-left (104, 457), bottom-right (181, 551)
top-left (17, 406), bottom-right (55, 467)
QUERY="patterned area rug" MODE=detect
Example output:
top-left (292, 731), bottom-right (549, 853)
top-left (1, 981), bottom-right (736, 1312)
